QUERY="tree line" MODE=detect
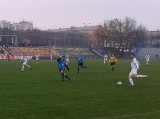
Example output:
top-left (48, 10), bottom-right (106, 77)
top-left (89, 17), bottom-right (148, 55)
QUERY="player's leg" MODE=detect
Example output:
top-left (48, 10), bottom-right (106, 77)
top-left (104, 59), bottom-right (105, 64)
top-left (111, 62), bottom-right (115, 71)
top-left (77, 63), bottom-right (84, 73)
top-left (61, 70), bottom-right (70, 81)
top-left (147, 59), bottom-right (149, 65)
top-left (68, 59), bottom-right (70, 63)
top-left (66, 59), bottom-right (69, 65)
top-left (128, 73), bottom-right (135, 87)
top-left (21, 63), bottom-right (25, 72)
top-left (81, 63), bottom-right (87, 68)
top-left (22, 61), bottom-right (27, 72)
top-left (129, 74), bottom-right (149, 86)
top-left (133, 68), bottom-right (148, 78)
top-left (26, 64), bottom-right (31, 68)
top-left (146, 60), bottom-right (148, 65)
top-left (128, 69), bottom-right (137, 86)
top-left (64, 72), bottom-right (71, 81)
top-left (77, 65), bottom-right (80, 73)
top-left (136, 74), bottom-right (148, 78)
top-left (146, 59), bottom-right (149, 66)
top-left (110, 63), bottom-right (113, 70)
top-left (67, 59), bottom-right (70, 64)
top-left (129, 69), bottom-right (148, 86)
top-left (112, 66), bottom-right (113, 70)
top-left (36, 58), bottom-right (38, 63)
top-left (60, 70), bottom-right (65, 81)
top-left (25, 62), bottom-right (31, 69)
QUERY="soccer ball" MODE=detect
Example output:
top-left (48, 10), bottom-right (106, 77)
top-left (117, 81), bottom-right (122, 86)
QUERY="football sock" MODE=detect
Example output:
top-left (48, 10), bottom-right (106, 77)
top-left (129, 78), bottom-right (134, 86)
top-left (26, 65), bottom-right (31, 68)
top-left (22, 66), bottom-right (24, 71)
top-left (78, 67), bottom-right (79, 72)
top-left (61, 73), bottom-right (64, 80)
top-left (65, 75), bottom-right (70, 80)
top-left (136, 75), bottom-right (146, 78)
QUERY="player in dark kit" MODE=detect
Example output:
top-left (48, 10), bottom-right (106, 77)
top-left (76, 56), bottom-right (87, 73)
top-left (109, 54), bottom-right (117, 71)
top-left (57, 56), bottom-right (71, 81)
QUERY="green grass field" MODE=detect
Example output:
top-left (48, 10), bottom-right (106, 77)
top-left (0, 59), bottom-right (160, 119)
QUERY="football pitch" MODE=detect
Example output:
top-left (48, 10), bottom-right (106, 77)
top-left (0, 59), bottom-right (160, 119)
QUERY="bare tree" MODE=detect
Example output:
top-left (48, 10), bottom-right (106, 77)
top-left (22, 38), bottom-right (30, 47)
top-left (135, 25), bottom-right (148, 47)
top-left (91, 17), bottom-right (148, 55)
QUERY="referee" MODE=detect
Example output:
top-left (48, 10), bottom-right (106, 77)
top-left (109, 54), bottom-right (117, 71)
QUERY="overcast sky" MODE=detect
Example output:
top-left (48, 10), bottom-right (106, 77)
top-left (0, 0), bottom-right (160, 30)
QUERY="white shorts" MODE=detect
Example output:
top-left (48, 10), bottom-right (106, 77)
top-left (146, 59), bottom-right (149, 62)
top-left (36, 58), bottom-right (39, 60)
top-left (66, 59), bottom-right (69, 62)
top-left (129, 69), bottom-right (137, 76)
top-left (23, 61), bottom-right (27, 66)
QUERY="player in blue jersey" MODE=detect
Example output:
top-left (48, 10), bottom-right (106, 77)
top-left (57, 56), bottom-right (70, 81)
top-left (7, 53), bottom-right (11, 61)
top-left (76, 56), bottom-right (87, 73)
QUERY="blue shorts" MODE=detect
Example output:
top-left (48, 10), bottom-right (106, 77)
top-left (78, 62), bottom-right (83, 66)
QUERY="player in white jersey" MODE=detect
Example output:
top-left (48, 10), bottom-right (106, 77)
top-left (66, 54), bottom-right (70, 65)
top-left (21, 53), bottom-right (32, 72)
top-left (145, 54), bottom-right (150, 66)
top-left (104, 54), bottom-right (108, 64)
top-left (35, 55), bottom-right (39, 63)
top-left (128, 53), bottom-right (148, 87)
top-left (50, 55), bottom-right (53, 62)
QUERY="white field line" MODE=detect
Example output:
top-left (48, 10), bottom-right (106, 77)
top-left (97, 110), bottom-right (160, 119)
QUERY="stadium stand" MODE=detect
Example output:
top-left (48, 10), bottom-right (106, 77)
top-left (0, 47), bottom-right (9, 59)
top-left (0, 47), bottom-right (102, 60)
top-left (0, 47), bottom-right (7, 56)
top-left (53, 48), bottom-right (102, 59)
top-left (89, 48), bottom-right (104, 57)
top-left (8, 47), bottom-right (59, 57)
top-left (136, 48), bottom-right (160, 59)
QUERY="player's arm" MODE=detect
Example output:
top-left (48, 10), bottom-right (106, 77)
top-left (136, 62), bottom-right (140, 70)
top-left (134, 59), bottom-right (140, 69)
top-left (76, 57), bottom-right (79, 62)
top-left (57, 58), bottom-right (61, 62)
